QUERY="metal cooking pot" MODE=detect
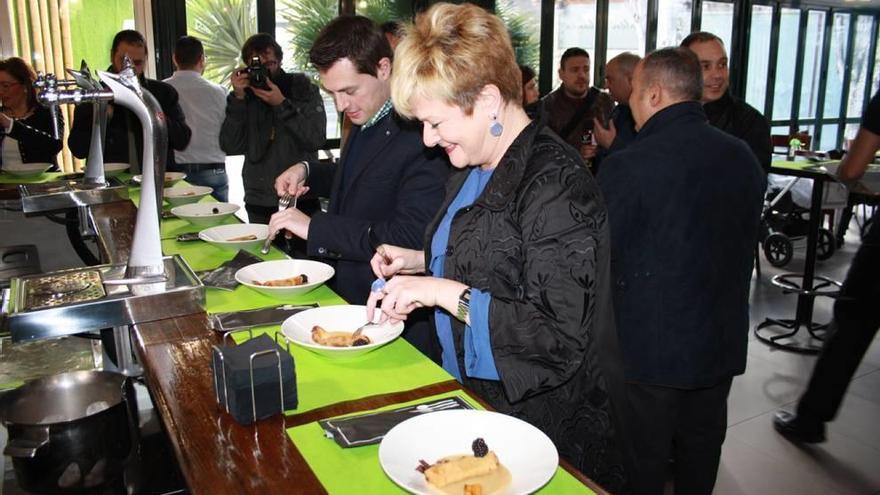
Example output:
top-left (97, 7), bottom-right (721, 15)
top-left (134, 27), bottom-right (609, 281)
top-left (0, 370), bottom-right (134, 494)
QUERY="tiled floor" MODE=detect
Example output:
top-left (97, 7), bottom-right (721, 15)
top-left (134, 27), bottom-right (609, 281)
top-left (3, 195), bottom-right (878, 494)
top-left (717, 216), bottom-right (880, 495)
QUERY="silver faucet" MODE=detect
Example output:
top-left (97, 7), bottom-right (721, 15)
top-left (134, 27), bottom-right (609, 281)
top-left (34, 56), bottom-right (168, 287)
top-left (35, 67), bottom-right (113, 186)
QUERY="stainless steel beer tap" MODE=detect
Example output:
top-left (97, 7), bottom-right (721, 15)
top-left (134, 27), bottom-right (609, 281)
top-left (35, 71), bottom-right (114, 122)
top-left (94, 56), bottom-right (168, 287)
top-left (66, 61), bottom-right (110, 185)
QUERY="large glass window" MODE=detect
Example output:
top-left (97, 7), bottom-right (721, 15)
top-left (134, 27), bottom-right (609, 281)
top-left (656, 0), bottom-right (692, 48)
top-left (798, 10), bottom-right (825, 120)
top-left (819, 124), bottom-right (838, 151)
top-left (874, 29), bottom-right (880, 96)
top-left (275, 0), bottom-right (339, 140)
top-left (701, 1), bottom-right (733, 59)
top-left (745, 4), bottom-right (772, 112)
top-left (607, 0), bottom-right (647, 59)
top-left (498, 0), bottom-right (541, 70)
top-left (772, 8), bottom-right (800, 121)
top-left (553, 0), bottom-right (597, 89)
top-left (186, 0), bottom-right (256, 88)
top-left (846, 16), bottom-right (873, 119)
top-left (823, 13), bottom-right (850, 119)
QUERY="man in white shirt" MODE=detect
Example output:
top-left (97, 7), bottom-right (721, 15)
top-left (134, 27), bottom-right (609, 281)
top-left (164, 36), bottom-right (229, 201)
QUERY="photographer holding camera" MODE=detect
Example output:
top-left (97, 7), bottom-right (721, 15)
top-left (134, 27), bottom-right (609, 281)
top-left (220, 33), bottom-right (326, 225)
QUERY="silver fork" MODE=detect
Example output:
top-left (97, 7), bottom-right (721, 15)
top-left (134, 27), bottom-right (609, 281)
top-left (261, 193), bottom-right (292, 255)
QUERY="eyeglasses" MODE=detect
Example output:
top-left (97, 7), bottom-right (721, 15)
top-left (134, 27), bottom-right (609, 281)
top-left (0, 82), bottom-right (21, 90)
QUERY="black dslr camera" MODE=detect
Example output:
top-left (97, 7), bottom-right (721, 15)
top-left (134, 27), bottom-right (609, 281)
top-left (243, 56), bottom-right (269, 90)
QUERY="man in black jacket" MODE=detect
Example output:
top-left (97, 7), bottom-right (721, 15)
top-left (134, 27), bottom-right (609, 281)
top-left (682, 31), bottom-right (771, 174)
top-left (540, 47), bottom-right (614, 165)
top-left (598, 47), bottom-right (765, 495)
top-left (69, 30), bottom-right (191, 174)
top-left (220, 34), bottom-right (326, 225)
top-left (270, 16), bottom-right (448, 360)
top-left (593, 52), bottom-right (640, 159)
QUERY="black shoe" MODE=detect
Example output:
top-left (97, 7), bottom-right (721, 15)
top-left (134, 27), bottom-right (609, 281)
top-left (773, 410), bottom-right (826, 443)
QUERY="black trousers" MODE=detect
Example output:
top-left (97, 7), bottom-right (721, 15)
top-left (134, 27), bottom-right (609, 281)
top-left (798, 212), bottom-right (880, 421)
top-left (625, 378), bottom-right (733, 495)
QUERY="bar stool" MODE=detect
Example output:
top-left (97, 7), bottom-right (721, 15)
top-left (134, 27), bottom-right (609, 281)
top-left (0, 244), bottom-right (41, 289)
top-left (755, 273), bottom-right (841, 353)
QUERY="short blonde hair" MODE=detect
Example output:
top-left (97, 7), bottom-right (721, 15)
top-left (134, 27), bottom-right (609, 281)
top-left (391, 3), bottom-right (522, 118)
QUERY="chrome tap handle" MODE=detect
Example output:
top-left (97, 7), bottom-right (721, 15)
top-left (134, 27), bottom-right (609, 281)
top-left (34, 73), bottom-right (61, 139)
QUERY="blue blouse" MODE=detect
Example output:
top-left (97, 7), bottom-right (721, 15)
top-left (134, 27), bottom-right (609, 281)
top-left (429, 167), bottom-right (500, 382)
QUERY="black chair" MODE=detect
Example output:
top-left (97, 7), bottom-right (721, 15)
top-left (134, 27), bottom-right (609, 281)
top-left (0, 244), bottom-right (41, 288)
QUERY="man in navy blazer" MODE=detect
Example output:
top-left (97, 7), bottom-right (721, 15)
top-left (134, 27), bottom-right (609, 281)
top-left (598, 47), bottom-right (764, 494)
top-left (270, 16), bottom-right (449, 359)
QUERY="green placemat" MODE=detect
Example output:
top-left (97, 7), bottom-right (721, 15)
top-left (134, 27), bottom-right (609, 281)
top-left (161, 237), bottom-right (287, 272)
top-left (0, 172), bottom-right (65, 184)
top-left (287, 390), bottom-right (594, 494)
top-left (159, 212), bottom-right (240, 240)
top-left (771, 159), bottom-right (834, 172)
top-left (206, 284), bottom-right (344, 313)
top-left (223, 326), bottom-right (452, 414)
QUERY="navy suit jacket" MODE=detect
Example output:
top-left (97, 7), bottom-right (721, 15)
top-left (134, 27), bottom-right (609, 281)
top-left (306, 111), bottom-right (449, 305)
top-left (598, 101), bottom-right (765, 389)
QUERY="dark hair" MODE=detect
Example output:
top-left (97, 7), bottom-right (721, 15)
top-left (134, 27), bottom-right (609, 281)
top-left (174, 36), bottom-right (204, 69)
top-left (310, 15), bottom-right (392, 76)
top-left (680, 31), bottom-right (724, 48)
top-left (241, 33), bottom-right (283, 64)
top-left (560, 47), bottom-right (589, 69)
top-left (111, 30), bottom-right (147, 56)
top-left (519, 64), bottom-right (535, 86)
top-left (640, 47), bottom-right (703, 102)
top-left (0, 57), bottom-right (37, 109)
top-left (380, 20), bottom-right (401, 36)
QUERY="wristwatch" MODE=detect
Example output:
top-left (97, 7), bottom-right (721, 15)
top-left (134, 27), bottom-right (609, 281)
top-left (456, 287), bottom-right (472, 322)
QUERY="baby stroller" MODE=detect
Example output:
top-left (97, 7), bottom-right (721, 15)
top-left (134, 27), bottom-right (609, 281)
top-left (760, 175), bottom-right (842, 267)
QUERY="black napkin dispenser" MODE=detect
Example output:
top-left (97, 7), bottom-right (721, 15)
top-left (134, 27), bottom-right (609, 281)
top-left (211, 334), bottom-right (297, 425)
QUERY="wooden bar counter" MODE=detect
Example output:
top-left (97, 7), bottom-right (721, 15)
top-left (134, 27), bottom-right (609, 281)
top-left (90, 198), bottom-right (607, 495)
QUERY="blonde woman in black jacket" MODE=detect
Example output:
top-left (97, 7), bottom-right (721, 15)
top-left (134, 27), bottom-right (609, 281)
top-left (365, 4), bottom-right (633, 492)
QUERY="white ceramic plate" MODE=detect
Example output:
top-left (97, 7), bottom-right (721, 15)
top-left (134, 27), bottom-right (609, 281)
top-left (164, 185), bottom-right (213, 206)
top-left (235, 259), bottom-right (334, 298)
top-left (102, 162), bottom-right (130, 175)
top-left (2, 162), bottom-right (52, 177)
top-left (171, 202), bottom-right (240, 227)
top-left (198, 223), bottom-right (268, 251)
top-left (132, 172), bottom-right (186, 186)
top-left (281, 305), bottom-right (404, 359)
top-left (379, 410), bottom-right (558, 495)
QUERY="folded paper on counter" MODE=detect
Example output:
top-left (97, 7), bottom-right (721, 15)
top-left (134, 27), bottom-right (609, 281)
top-left (200, 250), bottom-right (262, 290)
top-left (209, 304), bottom-right (318, 333)
top-left (319, 396), bottom-right (474, 448)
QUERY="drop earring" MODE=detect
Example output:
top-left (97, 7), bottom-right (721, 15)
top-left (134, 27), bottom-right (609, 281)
top-left (489, 114), bottom-right (503, 137)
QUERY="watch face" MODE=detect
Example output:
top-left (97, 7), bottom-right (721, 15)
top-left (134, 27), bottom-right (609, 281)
top-left (456, 288), bottom-right (471, 321)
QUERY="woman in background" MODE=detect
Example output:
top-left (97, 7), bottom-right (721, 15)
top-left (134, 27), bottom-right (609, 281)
top-left (0, 57), bottom-right (63, 171)
top-left (519, 64), bottom-right (539, 106)
top-left (367, 3), bottom-right (632, 491)
top-left (519, 64), bottom-right (540, 119)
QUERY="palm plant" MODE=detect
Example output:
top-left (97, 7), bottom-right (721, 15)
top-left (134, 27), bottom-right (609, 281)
top-left (278, 0), bottom-right (338, 73)
top-left (187, 0), bottom-right (257, 88)
top-left (496, 0), bottom-right (540, 69)
top-left (278, 0), bottom-right (537, 74)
